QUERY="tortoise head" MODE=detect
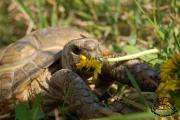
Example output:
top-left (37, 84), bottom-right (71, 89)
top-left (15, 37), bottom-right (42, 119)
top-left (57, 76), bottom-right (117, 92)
top-left (61, 37), bottom-right (102, 69)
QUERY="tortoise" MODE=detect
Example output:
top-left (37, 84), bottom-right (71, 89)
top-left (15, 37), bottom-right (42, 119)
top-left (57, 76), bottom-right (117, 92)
top-left (0, 27), bottom-right (119, 119)
top-left (0, 27), bottom-right (160, 119)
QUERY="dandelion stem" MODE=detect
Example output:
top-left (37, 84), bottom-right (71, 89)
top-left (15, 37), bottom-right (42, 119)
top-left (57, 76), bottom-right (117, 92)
top-left (100, 48), bottom-right (159, 62)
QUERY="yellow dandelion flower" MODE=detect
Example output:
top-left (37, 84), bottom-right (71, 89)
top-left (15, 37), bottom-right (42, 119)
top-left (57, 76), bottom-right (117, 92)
top-left (158, 53), bottom-right (180, 92)
top-left (76, 55), bottom-right (102, 80)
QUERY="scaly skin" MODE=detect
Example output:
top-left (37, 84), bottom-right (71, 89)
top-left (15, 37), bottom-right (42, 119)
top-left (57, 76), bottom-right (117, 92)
top-left (94, 54), bottom-right (160, 103)
top-left (41, 38), bottom-right (118, 119)
top-left (0, 28), bottom-right (117, 119)
top-left (46, 69), bottom-right (117, 119)
top-left (0, 27), bottom-right (92, 101)
top-left (0, 28), bottom-right (107, 119)
top-left (44, 39), bottom-right (160, 118)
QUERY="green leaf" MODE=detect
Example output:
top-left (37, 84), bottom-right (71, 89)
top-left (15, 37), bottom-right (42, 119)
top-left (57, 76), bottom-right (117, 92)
top-left (123, 45), bottom-right (159, 65)
top-left (15, 96), bottom-right (44, 120)
top-left (129, 33), bottom-right (137, 45)
top-left (141, 54), bottom-right (159, 65)
top-left (31, 95), bottom-right (45, 120)
top-left (122, 45), bottom-right (140, 54)
top-left (112, 44), bottom-right (123, 53)
top-left (171, 90), bottom-right (180, 111)
top-left (31, 111), bottom-right (45, 120)
top-left (15, 103), bottom-right (31, 120)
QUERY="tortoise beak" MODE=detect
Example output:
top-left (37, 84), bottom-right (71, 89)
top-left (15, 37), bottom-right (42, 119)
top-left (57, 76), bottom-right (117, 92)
top-left (84, 51), bottom-right (100, 59)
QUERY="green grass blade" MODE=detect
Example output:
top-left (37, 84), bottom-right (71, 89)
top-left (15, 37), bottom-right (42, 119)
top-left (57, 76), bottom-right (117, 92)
top-left (134, 0), bottom-right (164, 40)
top-left (93, 111), bottom-right (155, 120)
top-left (122, 97), bottom-right (147, 111)
top-left (173, 32), bottom-right (180, 52)
top-left (31, 95), bottom-right (45, 120)
top-left (15, 0), bottom-right (36, 28)
top-left (114, 0), bottom-right (121, 24)
top-left (80, 0), bottom-right (97, 20)
top-left (125, 69), bottom-right (149, 108)
top-left (51, 4), bottom-right (58, 27)
top-left (35, 0), bottom-right (48, 28)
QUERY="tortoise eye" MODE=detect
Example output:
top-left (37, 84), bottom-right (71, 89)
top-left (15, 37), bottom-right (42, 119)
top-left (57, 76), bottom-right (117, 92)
top-left (72, 45), bottom-right (81, 55)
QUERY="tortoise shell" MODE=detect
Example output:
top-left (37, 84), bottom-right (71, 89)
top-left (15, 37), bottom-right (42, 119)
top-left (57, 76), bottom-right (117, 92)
top-left (0, 27), bottom-right (91, 101)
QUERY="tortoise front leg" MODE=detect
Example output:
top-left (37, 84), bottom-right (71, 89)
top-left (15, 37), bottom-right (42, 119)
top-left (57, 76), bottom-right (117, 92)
top-left (46, 69), bottom-right (118, 119)
top-left (96, 59), bottom-right (160, 93)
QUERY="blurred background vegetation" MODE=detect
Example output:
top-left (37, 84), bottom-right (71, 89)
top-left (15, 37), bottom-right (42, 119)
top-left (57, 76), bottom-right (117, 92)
top-left (0, 0), bottom-right (180, 119)
top-left (1, 0), bottom-right (180, 66)
top-left (1, 0), bottom-right (180, 56)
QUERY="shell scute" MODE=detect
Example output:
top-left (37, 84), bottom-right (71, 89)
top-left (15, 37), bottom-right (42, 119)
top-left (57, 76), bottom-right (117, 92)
top-left (33, 52), bottom-right (55, 68)
top-left (0, 73), bottom-right (13, 100)
top-left (0, 27), bottom-right (91, 101)
top-left (13, 69), bottom-right (28, 90)
top-left (23, 62), bottom-right (39, 75)
top-left (0, 38), bottom-right (37, 65)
